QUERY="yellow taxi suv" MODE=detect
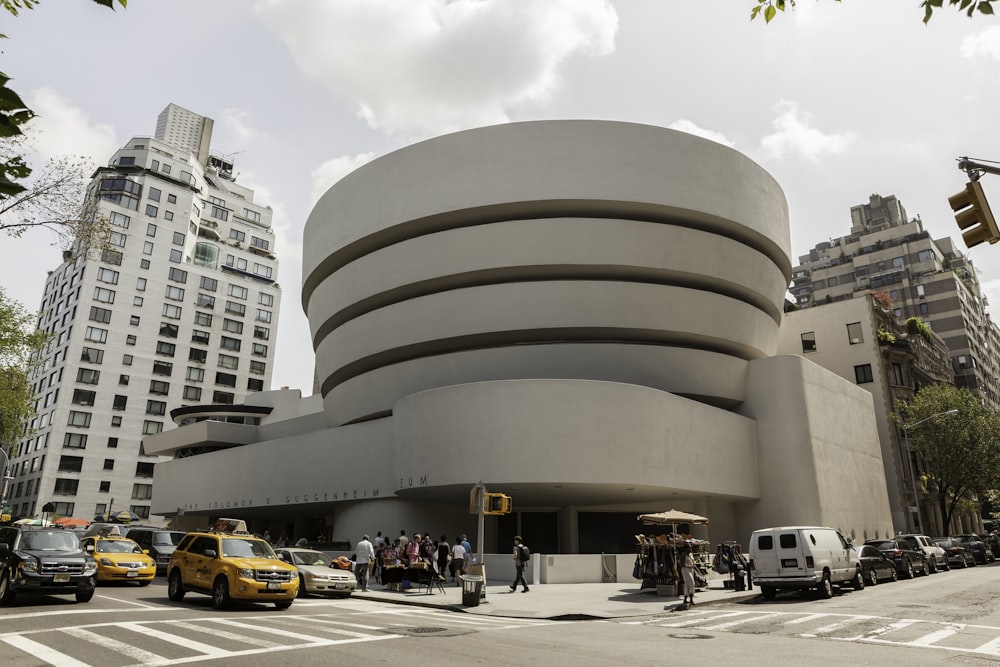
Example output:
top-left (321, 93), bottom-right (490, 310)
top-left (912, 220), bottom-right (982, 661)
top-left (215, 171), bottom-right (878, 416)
top-left (81, 531), bottom-right (155, 586)
top-left (166, 519), bottom-right (298, 610)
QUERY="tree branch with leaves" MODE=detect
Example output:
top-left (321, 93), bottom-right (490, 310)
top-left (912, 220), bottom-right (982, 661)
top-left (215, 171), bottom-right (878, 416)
top-left (752, 0), bottom-right (996, 24)
top-left (0, 287), bottom-right (48, 457)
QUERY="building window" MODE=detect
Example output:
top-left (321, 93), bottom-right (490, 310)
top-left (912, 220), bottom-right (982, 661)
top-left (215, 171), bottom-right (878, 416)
top-left (142, 420), bottom-right (163, 435)
top-left (254, 326), bottom-right (269, 340)
top-left (155, 341), bottom-right (176, 357)
top-left (111, 416), bottom-right (122, 427)
top-left (247, 378), bottom-right (264, 392)
top-left (258, 292), bottom-right (274, 307)
top-left (220, 336), bottom-right (241, 352)
top-left (107, 437), bottom-right (118, 449)
top-left (136, 462), bottom-right (155, 477)
top-left (146, 400), bottom-right (166, 416)
top-left (97, 267), bottom-right (119, 285)
top-left (222, 318), bottom-right (243, 334)
top-left (113, 394), bottom-right (128, 410)
top-left (81, 347), bottom-right (104, 364)
top-left (249, 360), bottom-right (266, 376)
top-left (218, 355), bottom-right (239, 370)
top-left (140, 259), bottom-right (151, 270)
top-left (108, 231), bottom-right (127, 247)
top-left (846, 322), bottom-right (863, 345)
top-left (58, 456), bottom-right (84, 472)
top-left (84, 326), bottom-right (108, 344)
top-left (197, 294), bottom-right (215, 309)
top-left (256, 309), bottom-right (271, 323)
top-left (173, 231), bottom-right (185, 246)
top-left (67, 411), bottom-right (92, 428)
top-left (159, 322), bottom-right (179, 338)
top-left (225, 301), bottom-right (245, 316)
top-left (229, 229), bottom-right (246, 242)
top-left (916, 284), bottom-right (926, 298)
top-left (200, 276), bottom-right (218, 292)
top-left (919, 303), bottom-right (930, 316)
top-left (186, 367), bottom-right (205, 382)
top-left (891, 363), bottom-right (905, 386)
top-left (213, 391), bottom-right (234, 404)
top-left (122, 354), bottom-right (133, 366)
top-left (103, 459), bottom-right (114, 471)
top-left (133, 296), bottom-right (144, 306)
top-left (228, 284), bottom-right (248, 300)
top-left (109, 211), bottom-right (131, 229)
top-left (126, 334), bottom-right (137, 346)
top-left (72, 389), bottom-right (96, 406)
top-left (132, 483), bottom-right (153, 500)
top-left (162, 304), bottom-right (182, 319)
top-left (54, 478), bottom-right (79, 496)
top-left (149, 380), bottom-right (170, 395)
top-left (130, 505), bottom-right (150, 519)
top-left (63, 433), bottom-right (88, 449)
top-left (194, 311), bottom-right (213, 326)
top-left (183, 385), bottom-right (202, 401)
top-left (215, 372), bottom-right (237, 387)
top-left (854, 364), bottom-right (874, 384)
top-left (251, 343), bottom-right (267, 357)
top-left (145, 204), bottom-right (158, 218)
top-left (250, 236), bottom-right (270, 251)
top-left (152, 361), bottom-right (173, 376)
top-left (168, 267), bottom-right (188, 283)
top-left (189, 348), bottom-right (207, 363)
top-left (191, 329), bottom-right (210, 344)
top-left (89, 306), bottom-right (112, 324)
top-left (165, 285), bottom-right (185, 301)
top-left (76, 368), bottom-right (100, 385)
top-left (800, 332), bottom-right (816, 353)
top-left (169, 248), bottom-right (183, 263)
top-left (118, 374), bottom-right (130, 386)
top-left (93, 287), bottom-right (115, 303)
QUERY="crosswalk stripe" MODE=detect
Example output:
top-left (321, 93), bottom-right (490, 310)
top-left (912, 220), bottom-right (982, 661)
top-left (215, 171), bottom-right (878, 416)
top-left (2, 635), bottom-right (91, 667)
top-left (785, 613), bottom-right (828, 625)
top-left (272, 615), bottom-right (388, 639)
top-left (904, 626), bottom-right (962, 646)
top-left (169, 621), bottom-right (285, 649)
top-left (61, 627), bottom-right (167, 664)
top-left (117, 622), bottom-right (232, 658)
top-left (702, 612), bottom-right (782, 630)
top-left (211, 618), bottom-right (335, 641)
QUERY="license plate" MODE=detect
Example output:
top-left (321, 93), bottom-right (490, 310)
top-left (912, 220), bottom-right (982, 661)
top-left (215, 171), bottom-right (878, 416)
top-left (53, 574), bottom-right (70, 583)
top-left (781, 559), bottom-right (798, 567)
top-left (126, 570), bottom-right (138, 578)
top-left (267, 581), bottom-right (281, 590)
top-left (334, 583), bottom-right (348, 589)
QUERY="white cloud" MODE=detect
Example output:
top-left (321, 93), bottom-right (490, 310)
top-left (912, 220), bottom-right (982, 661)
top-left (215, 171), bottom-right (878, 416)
top-left (759, 100), bottom-right (855, 163)
top-left (667, 120), bottom-right (735, 148)
top-left (220, 108), bottom-right (268, 142)
top-left (256, 0), bottom-right (618, 139)
top-left (961, 26), bottom-right (1000, 61)
top-left (310, 152), bottom-right (376, 207)
top-left (22, 88), bottom-right (118, 168)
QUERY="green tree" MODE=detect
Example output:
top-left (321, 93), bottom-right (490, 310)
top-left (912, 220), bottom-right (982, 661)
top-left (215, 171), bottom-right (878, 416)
top-left (894, 384), bottom-right (1000, 534)
top-left (0, 0), bottom-right (125, 199)
top-left (752, 0), bottom-right (996, 24)
top-left (0, 287), bottom-right (47, 458)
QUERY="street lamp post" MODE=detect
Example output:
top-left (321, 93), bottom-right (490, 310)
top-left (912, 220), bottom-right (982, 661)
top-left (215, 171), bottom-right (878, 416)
top-left (902, 408), bottom-right (959, 534)
top-left (0, 447), bottom-right (13, 519)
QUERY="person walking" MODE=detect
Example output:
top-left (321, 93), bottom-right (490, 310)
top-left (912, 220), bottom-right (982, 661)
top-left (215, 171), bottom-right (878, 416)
top-left (510, 536), bottom-right (530, 593)
top-left (450, 537), bottom-right (467, 584)
top-left (436, 535), bottom-right (451, 582)
top-left (681, 545), bottom-right (696, 605)
top-left (354, 534), bottom-right (375, 592)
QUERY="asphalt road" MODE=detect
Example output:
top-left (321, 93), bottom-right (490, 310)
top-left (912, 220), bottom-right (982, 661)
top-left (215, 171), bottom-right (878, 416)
top-left (3, 562), bottom-right (1000, 666)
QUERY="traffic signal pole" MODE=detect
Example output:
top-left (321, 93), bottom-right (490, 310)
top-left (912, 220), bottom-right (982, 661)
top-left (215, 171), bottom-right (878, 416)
top-left (951, 157), bottom-right (1000, 248)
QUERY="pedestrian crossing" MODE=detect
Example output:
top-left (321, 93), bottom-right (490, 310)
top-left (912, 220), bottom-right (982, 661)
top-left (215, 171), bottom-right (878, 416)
top-left (0, 609), bottom-right (556, 666)
top-left (619, 609), bottom-right (1000, 657)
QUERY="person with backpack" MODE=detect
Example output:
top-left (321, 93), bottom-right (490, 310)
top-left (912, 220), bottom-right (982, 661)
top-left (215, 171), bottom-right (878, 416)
top-left (510, 535), bottom-right (530, 593)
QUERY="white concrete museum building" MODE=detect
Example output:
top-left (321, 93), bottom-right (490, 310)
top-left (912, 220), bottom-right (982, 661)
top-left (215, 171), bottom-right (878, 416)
top-left (147, 120), bottom-right (893, 556)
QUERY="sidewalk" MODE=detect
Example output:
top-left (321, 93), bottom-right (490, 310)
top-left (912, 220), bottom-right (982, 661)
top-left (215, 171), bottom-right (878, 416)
top-left (352, 580), bottom-right (760, 619)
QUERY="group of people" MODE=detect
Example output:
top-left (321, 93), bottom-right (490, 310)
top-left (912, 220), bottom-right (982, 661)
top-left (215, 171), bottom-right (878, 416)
top-left (354, 530), bottom-right (476, 590)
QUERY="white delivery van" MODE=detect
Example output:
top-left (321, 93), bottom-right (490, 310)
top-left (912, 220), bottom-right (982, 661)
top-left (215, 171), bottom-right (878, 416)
top-left (748, 526), bottom-right (864, 600)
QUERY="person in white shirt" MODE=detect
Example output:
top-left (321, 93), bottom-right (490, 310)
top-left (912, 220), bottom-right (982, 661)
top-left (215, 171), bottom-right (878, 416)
top-left (355, 534), bottom-right (375, 592)
top-left (450, 538), bottom-right (467, 584)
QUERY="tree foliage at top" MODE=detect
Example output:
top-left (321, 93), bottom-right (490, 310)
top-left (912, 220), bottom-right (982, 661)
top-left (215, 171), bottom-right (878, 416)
top-left (752, 0), bottom-right (996, 24)
top-left (0, 287), bottom-right (48, 457)
top-left (0, 0), bottom-right (125, 199)
top-left (893, 383), bottom-right (1000, 534)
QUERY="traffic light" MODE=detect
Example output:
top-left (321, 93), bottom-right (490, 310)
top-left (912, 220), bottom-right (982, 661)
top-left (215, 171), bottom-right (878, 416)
top-left (949, 180), bottom-right (1000, 248)
top-left (484, 493), bottom-right (512, 515)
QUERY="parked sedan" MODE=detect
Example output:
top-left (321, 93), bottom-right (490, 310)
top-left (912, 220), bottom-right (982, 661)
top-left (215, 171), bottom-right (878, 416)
top-left (952, 534), bottom-right (994, 564)
top-left (895, 533), bottom-right (949, 573)
top-left (864, 539), bottom-right (929, 579)
top-left (274, 547), bottom-right (356, 598)
top-left (935, 538), bottom-right (975, 568)
top-left (855, 545), bottom-right (897, 585)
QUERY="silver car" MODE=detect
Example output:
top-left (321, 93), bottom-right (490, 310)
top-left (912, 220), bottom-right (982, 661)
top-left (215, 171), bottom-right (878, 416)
top-left (275, 547), bottom-right (356, 598)
top-left (895, 533), bottom-right (950, 573)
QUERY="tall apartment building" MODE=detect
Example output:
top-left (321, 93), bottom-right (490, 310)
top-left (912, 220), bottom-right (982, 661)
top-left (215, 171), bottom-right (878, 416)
top-left (789, 193), bottom-right (1000, 408)
top-left (9, 104), bottom-right (280, 524)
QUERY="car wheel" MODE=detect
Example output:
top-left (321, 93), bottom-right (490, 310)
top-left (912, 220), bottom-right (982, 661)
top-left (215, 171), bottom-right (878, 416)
top-left (970, 556), bottom-right (978, 567)
top-left (297, 573), bottom-right (307, 598)
top-left (212, 576), bottom-right (231, 610)
top-left (167, 570), bottom-right (186, 601)
top-left (927, 558), bottom-right (937, 574)
top-left (75, 588), bottom-right (95, 603)
top-left (0, 570), bottom-right (17, 604)
top-left (868, 568), bottom-right (878, 586)
top-left (921, 559), bottom-right (931, 576)
top-left (852, 568), bottom-right (865, 591)
top-left (817, 572), bottom-right (833, 599)
top-left (942, 558), bottom-right (950, 572)
top-left (760, 586), bottom-right (777, 601)
top-left (275, 600), bottom-right (293, 610)
top-left (905, 560), bottom-right (915, 579)
top-left (890, 567), bottom-right (898, 582)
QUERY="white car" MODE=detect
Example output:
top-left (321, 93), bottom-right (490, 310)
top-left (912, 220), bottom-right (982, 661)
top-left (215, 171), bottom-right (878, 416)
top-left (274, 547), bottom-right (356, 598)
top-left (894, 534), bottom-right (950, 573)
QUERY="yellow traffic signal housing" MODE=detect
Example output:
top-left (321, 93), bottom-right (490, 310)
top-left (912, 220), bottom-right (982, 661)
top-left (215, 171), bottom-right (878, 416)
top-left (950, 180), bottom-right (1000, 248)
top-left (484, 493), bottom-right (512, 515)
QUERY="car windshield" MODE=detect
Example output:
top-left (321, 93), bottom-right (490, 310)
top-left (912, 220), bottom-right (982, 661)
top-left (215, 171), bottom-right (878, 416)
top-left (153, 532), bottom-right (183, 546)
top-left (935, 539), bottom-right (953, 547)
top-left (292, 551), bottom-right (333, 567)
top-left (221, 538), bottom-right (276, 559)
top-left (21, 531), bottom-right (80, 551)
top-left (867, 540), bottom-right (896, 550)
top-left (97, 539), bottom-right (142, 554)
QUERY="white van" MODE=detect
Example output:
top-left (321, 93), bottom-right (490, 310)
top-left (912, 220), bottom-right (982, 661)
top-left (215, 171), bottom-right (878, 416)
top-left (748, 526), bottom-right (864, 600)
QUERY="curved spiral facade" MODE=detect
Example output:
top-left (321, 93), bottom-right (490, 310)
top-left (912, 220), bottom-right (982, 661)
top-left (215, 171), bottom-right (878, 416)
top-left (302, 120), bottom-right (792, 424)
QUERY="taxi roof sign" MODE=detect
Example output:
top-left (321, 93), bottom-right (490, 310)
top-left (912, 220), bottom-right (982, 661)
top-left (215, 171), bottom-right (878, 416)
top-left (210, 518), bottom-right (250, 535)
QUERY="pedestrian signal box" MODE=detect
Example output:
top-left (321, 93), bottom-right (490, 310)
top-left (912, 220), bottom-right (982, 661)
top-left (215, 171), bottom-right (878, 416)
top-left (484, 493), bottom-right (512, 515)
top-left (950, 180), bottom-right (1000, 248)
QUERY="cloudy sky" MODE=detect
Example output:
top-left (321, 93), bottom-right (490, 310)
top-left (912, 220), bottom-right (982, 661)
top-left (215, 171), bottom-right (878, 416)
top-left (2, 0), bottom-right (1000, 394)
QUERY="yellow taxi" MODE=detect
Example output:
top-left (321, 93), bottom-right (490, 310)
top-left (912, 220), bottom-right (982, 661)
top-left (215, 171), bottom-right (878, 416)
top-left (166, 518), bottom-right (298, 610)
top-left (80, 527), bottom-right (156, 585)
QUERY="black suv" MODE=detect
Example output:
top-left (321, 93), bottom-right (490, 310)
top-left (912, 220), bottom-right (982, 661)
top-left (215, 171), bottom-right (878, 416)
top-left (127, 527), bottom-right (186, 575)
top-left (0, 526), bottom-right (98, 603)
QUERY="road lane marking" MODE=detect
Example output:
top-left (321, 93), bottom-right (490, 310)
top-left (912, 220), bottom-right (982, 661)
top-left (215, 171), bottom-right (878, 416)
top-left (701, 611), bottom-right (783, 630)
top-left (169, 621), bottom-right (285, 649)
top-left (118, 622), bottom-right (231, 658)
top-left (95, 594), bottom-right (161, 609)
top-left (2, 635), bottom-right (90, 667)
top-left (903, 626), bottom-right (963, 646)
top-left (62, 627), bottom-right (167, 664)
